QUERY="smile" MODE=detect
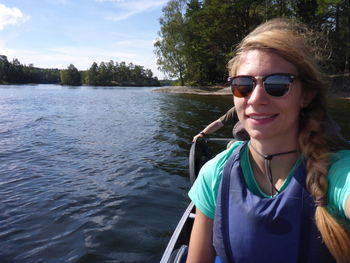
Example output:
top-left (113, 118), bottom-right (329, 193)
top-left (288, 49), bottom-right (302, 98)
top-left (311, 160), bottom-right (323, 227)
top-left (248, 114), bottom-right (278, 120)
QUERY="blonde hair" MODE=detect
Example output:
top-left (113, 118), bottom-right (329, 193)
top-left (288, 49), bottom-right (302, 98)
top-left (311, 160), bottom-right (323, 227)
top-left (228, 18), bottom-right (350, 262)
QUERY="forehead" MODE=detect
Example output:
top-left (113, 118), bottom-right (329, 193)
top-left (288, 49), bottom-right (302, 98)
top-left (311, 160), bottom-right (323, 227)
top-left (236, 50), bottom-right (298, 76)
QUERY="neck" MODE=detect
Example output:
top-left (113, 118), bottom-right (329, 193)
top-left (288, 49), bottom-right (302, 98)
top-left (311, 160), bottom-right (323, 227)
top-left (249, 137), bottom-right (299, 157)
top-left (250, 142), bottom-right (297, 161)
top-left (248, 139), bottom-right (299, 195)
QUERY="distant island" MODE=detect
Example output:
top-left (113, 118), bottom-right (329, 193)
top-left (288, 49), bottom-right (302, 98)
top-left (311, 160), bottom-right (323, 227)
top-left (0, 55), bottom-right (163, 87)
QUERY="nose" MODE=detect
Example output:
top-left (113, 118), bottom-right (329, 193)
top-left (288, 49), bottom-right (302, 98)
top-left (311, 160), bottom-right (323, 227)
top-left (247, 79), bottom-right (268, 105)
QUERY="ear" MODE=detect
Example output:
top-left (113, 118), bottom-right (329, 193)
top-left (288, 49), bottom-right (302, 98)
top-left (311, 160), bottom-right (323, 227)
top-left (301, 90), bottom-right (316, 108)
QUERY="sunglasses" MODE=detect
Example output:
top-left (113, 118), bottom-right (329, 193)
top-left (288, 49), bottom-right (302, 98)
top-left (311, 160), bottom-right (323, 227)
top-left (228, 73), bottom-right (297, 98)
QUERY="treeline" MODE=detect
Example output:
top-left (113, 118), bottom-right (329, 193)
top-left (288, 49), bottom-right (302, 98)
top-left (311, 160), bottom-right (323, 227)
top-left (0, 55), bottom-right (60, 84)
top-left (0, 55), bottom-right (160, 86)
top-left (81, 60), bottom-right (160, 86)
top-left (154, 0), bottom-right (350, 86)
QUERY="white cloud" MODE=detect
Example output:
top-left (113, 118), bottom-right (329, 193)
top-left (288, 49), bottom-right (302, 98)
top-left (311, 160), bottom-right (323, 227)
top-left (0, 4), bottom-right (29, 30)
top-left (96, 0), bottom-right (167, 21)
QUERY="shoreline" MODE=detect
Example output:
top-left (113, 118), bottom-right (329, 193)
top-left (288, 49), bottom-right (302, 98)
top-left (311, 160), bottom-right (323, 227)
top-left (152, 85), bottom-right (232, 96)
top-left (152, 86), bottom-right (350, 99)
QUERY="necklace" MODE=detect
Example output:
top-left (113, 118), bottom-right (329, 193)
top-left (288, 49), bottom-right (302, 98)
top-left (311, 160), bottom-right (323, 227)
top-left (249, 143), bottom-right (297, 196)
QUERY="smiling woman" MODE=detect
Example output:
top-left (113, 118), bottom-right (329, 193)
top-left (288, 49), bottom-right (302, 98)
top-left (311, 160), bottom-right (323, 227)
top-left (186, 18), bottom-right (350, 263)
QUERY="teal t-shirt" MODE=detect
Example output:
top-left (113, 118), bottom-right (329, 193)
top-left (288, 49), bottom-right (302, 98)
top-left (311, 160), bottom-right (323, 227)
top-left (188, 141), bottom-right (350, 225)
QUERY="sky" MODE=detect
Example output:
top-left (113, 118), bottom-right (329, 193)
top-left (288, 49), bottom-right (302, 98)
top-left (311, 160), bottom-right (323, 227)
top-left (0, 0), bottom-right (168, 79)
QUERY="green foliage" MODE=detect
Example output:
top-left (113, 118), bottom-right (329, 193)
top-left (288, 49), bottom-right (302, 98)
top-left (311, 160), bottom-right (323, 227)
top-left (60, 64), bottom-right (82, 86)
top-left (0, 55), bottom-right (60, 84)
top-left (0, 56), bottom-right (160, 87)
top-left (154, 0), bottom-right (187, 85)
top-left (154, 0), bottom-right (350, 86)
top-left (86, 62), bottom-right (99, 85)
top-left (159, 79), bottom-right (177, 86)
top-left (84, 60), bottom-right (160, 86)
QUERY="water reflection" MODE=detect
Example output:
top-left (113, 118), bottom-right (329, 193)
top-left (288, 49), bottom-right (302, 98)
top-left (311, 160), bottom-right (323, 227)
top-left (153, 94), bottom-right (234, 176)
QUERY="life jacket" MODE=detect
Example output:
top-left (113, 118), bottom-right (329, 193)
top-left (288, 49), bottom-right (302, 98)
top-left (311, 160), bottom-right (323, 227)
top-left (213, 143), bottom-right (335, 263)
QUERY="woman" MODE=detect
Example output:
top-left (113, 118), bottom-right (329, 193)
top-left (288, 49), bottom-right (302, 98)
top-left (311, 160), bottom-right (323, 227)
top-left (187, 18), bottom-right (350, 263)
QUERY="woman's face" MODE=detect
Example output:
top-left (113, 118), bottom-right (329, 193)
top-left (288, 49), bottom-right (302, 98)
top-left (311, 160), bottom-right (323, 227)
top-left (233, 50), bottom-right (307, 143)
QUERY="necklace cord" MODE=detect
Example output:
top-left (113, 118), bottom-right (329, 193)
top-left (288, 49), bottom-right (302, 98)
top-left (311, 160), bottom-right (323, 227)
top-left (250, 144), bottom-right (297, 195)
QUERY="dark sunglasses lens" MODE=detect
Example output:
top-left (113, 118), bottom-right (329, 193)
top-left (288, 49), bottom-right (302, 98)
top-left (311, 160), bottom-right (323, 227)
top-left (231, 77), bottom-right (254, 97)
top-left (264, 75), bottom-right (292, 97)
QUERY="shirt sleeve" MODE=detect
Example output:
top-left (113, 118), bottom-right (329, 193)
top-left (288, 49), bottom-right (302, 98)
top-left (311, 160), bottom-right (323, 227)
top-left (188, 160), bottom-right (218, 219)
top-left (219, 107), bottom-right (237, 126)
top-left (188, 141), bottom-right (244, 219)
top-left (327, 150), bottom-right (350, 219)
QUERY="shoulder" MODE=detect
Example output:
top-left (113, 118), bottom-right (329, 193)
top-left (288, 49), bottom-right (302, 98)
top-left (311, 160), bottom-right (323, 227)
top-left (327, 150), bottom-right (350, 219)
top-left (329, 150), bottom-right (350, 174)
top-left (201, 140), bottom-right (244, 176)
top-left (328, 150), bottom-right (350, 194)
top-left (227, 106), bottom-right (236, 114)
top-left (195, 140), bottom-right (244, 194)
top-left (328, 149), bottom-right (350, 197)
top-left (188, 141), bottom-right (244, 218)
top-left (219, 107), bottom-right (237, 123)
top-left (225, 107), bottom-right (236, 117)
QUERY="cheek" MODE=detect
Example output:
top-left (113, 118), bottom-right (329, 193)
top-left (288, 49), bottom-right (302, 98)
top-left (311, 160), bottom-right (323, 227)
top-left (234, 97), bottom-right (245, 119)
top-left (292, 93), bottom-right (305, 110)
top-left (292, 83), bottom-right (306, 107)
top-left (233, 97), bottom-right (240, 110)
top-left (282, 96), bottom-right (303, 120)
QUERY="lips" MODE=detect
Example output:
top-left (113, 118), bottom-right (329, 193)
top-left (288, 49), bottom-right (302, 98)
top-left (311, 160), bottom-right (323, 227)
top-left (249, 114), bottom-right (277, 120)
top-left (247, 113), bottom-right (279, 124)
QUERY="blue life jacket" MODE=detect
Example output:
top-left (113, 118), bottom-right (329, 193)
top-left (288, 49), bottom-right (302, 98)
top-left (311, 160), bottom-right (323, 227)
top-left (213, 143), bottom-right (335, 263)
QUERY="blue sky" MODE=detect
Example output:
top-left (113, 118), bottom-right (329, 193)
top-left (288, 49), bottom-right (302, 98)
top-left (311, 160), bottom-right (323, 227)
top-left (0, 0), bottom-right (168, 79)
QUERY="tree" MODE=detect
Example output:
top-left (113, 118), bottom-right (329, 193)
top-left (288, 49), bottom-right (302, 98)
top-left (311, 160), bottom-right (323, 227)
top-left (317, 0), bottom-right (350, 73)
top-left (155, 0), bottom-right (349, 85)
top-left (60, 64), bottom-right (82, 86)
top-left (83, 60), bottom-right (160, 86)
top-left (97, 62), bottom-right (109, 85)
top-left (154, 0), bottom-right (187, 85)
top-left (0, 55), bottom-right (9, 83)
top-left (86, 62), bottom-right (99, 85)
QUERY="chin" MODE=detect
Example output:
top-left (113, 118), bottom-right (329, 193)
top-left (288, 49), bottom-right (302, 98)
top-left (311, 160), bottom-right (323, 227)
top-left (247, 129), bottom-right (279, 141)
top-left (247, 131), bottom-right (266, 140)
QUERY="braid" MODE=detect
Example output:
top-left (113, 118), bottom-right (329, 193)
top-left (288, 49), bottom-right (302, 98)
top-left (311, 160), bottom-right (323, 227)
top-left (299, 98), bottom-right (350, 262)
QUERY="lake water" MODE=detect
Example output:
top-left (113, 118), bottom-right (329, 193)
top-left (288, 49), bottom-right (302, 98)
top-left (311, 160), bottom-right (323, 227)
top-left (0, 84), bottom-right (349, 263)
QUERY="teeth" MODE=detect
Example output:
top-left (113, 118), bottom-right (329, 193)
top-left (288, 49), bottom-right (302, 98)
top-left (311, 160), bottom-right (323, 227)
top-left (250, 115), bottom-right (272, 120)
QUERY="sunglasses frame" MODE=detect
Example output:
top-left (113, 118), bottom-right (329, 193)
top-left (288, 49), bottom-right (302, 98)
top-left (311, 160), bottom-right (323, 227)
top-left (228, 73), bottom-right (297, 98)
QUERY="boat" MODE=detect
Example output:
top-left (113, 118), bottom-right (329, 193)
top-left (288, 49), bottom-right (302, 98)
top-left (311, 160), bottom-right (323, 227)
top-left (160, 202), bottom-right (195, 263)
top-left (160, 137), bottom-right (233, 263)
